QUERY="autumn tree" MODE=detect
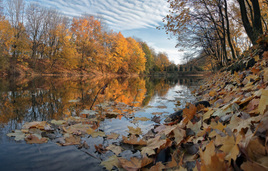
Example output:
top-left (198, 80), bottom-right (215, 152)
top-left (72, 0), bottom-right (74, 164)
top-left (140, 42), bottom-right (154, 73)
top-left (26, 3), bottom-right (48, 60)
top-left (0, 17), bottom-right (13, 71)
top-left (71, 15), bottom-right (103, 71)
top-left (6, 0), bottom-right (30, 65)
top-left (126, 37), bottom-right (146, 74)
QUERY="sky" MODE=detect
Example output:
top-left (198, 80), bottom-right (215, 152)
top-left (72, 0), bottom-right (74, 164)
top-left (26, 0), bottom-right (184, 64)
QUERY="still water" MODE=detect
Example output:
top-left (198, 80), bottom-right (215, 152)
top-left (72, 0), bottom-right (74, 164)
top-left (0, 76), bottom-right (201, 171)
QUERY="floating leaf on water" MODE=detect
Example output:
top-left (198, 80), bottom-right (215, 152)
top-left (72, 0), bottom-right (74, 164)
top-left (156, 105), bottom-right (167, 109)
top-left (51, 120), bottom-right (66, 126)
top-left (107, 133), bottom-right (120, 140)
top-left (122, 135), bottom-right (147, 146)
top-left (80, 109), bottom-right (97, 115)
top-left (91, 131), bottom-right (106, 138)
top-left (25, 134), bottom-right (48, 144)
top-left (134, 117), bottom-right (150, 121)
top-left (101, 155), bottom-right (120, 171)
top-left (151, 112), bottom-right (164, 115)
top-left (7, 130), bottom-right (26, 141)
top-left (63, 134), bottom-right (81, 146)
top-left (127, 126), bottom-right (142, 135)
top-left (106, 144), bottom-right (123, 155)
top-left (22, 121), bottom-right (50, 130)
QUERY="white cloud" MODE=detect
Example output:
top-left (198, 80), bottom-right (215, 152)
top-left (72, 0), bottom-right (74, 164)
top-left (41, 0), bottom-right (169, 31)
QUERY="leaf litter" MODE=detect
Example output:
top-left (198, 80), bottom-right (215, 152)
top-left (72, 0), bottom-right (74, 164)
top-left (6, 55), bottom-right (268, 170)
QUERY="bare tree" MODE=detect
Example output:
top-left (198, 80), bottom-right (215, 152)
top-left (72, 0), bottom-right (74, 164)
top-left (6, 0), bottom-right (25, 28)
top-left (26, 3), bottom-right (47, 59)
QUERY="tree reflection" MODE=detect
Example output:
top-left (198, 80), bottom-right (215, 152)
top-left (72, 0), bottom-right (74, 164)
top-left (0, 76), bottom-right (201, 131)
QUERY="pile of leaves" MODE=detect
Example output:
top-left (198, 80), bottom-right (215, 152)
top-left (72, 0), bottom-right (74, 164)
top-left (99, 53), bottom-right (267, 170)
top-left (7, 53), bottom-right (268, 170)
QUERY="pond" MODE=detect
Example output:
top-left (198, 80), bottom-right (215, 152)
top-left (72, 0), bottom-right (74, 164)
top-left (0, 76), bottom-right (202, 171)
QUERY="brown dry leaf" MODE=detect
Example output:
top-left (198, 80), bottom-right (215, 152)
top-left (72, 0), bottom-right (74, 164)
top-left (156, 105), bottom-right (167, 109)
top-left (251, 67), bottom-right (260, 74)
top-left (25, 134), bottom-right (48, 144)
top-left (106, 144), bottom-right (123, 155)
top-left (165, 154), bottom-right (178, 168)
top-left (22, 121), bottom-right (50, 131)
top-left (122, 135), bottom-right (147, 146)
top-left (246, 98), bottom-right (260, 113)
top-left (63, 134), bottom-right (81, 146)
top-left (258, 90), bottom-right (268, 115)
top-left (263, 68), bottom-right (268, 82)
top-left (64, 124), bottom-right (94, 135)
top-left (200, 153), bottom-right (228, 171)
top-left (199, 140), bottom-right (215, 166)
top-left (210, 121), bottom-right (226, 132)
top-left (149, 162), bottom-right (165, 171)
top-left (182, 104), bottom-right (197, 124)
top-left (127, 126), bottom-right (142, 135)
top-left (95, 144), bottom-right (107, 154)
top-left (151, 112), bottom-right (164, 115)
top-left (134, 117), bottom-right (150, 121)
top-left (173, 127), bottom-right (186, 145)
top-left (91, 131), bottom-right (105, 138)
top-left (118, 156), bottom-right (153, 171)
top-left (187, 120), bottom-right (201, 135)
top-left (241, 160), bottom-right (268, 171)
top-left (203, 108), bottom-right (214, 121)
top-left (246, 136), bottom-right (266, 161)
top-left (141, 146), bottom-right (155, 156)
top-left (107, 133), bottom-right (120, 140)
top-left (101, 155), bottom-right (120, 171)
top-left (218, 135), bottom-right (240, 163)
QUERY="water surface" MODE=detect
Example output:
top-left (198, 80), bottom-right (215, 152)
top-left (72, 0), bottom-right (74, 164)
top-left (0, 76), bottom-right (201, 171)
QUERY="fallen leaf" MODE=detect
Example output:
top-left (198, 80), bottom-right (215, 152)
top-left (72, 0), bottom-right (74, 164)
top-left (50, 120), bottom-right (66, 126)
top-left (118, 156), bottom-right (153, 171)
top-left (106, 144), bottom-right (123, 155)
top-left (101, 155), bottom-right (120, 171)
top-left (172, 127), bottom-right (186, 145)
top-left (134, 117), bottom-right (150, 121)
top-left (91, 131), bottom-right (106, 138)
top-left (122, 135), bottom-right (147, 146)
top-left (127, 126), bottom-right (142, 135)
top-left (141, 146), bottom-right (156, 156)
top-left (149, 162), bottom-right (165, 171)
top-left (95, 144), bottom-right (107, 154)
top-left (107, 133), bottom-right (120, 140)
top-left (25, 134), bottom-right (48, 144)
top-left (183, 104), bottom-right (197, 123)
top-left (63, 134), bottom-right (81, 146)
top-left (258, 90), bottom-right (268, 114)
top-left (7, 130), bottom-right (26, 141)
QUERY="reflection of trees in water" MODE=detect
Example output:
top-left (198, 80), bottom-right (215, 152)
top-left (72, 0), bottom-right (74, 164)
top-left (0, 76), bottom-right (201, 131)
top-left (0, 77), bottom-right (147, 130)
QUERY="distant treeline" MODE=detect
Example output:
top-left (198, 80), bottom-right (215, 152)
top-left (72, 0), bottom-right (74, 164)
top-left (0, 0), bottom-right (175, 76)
